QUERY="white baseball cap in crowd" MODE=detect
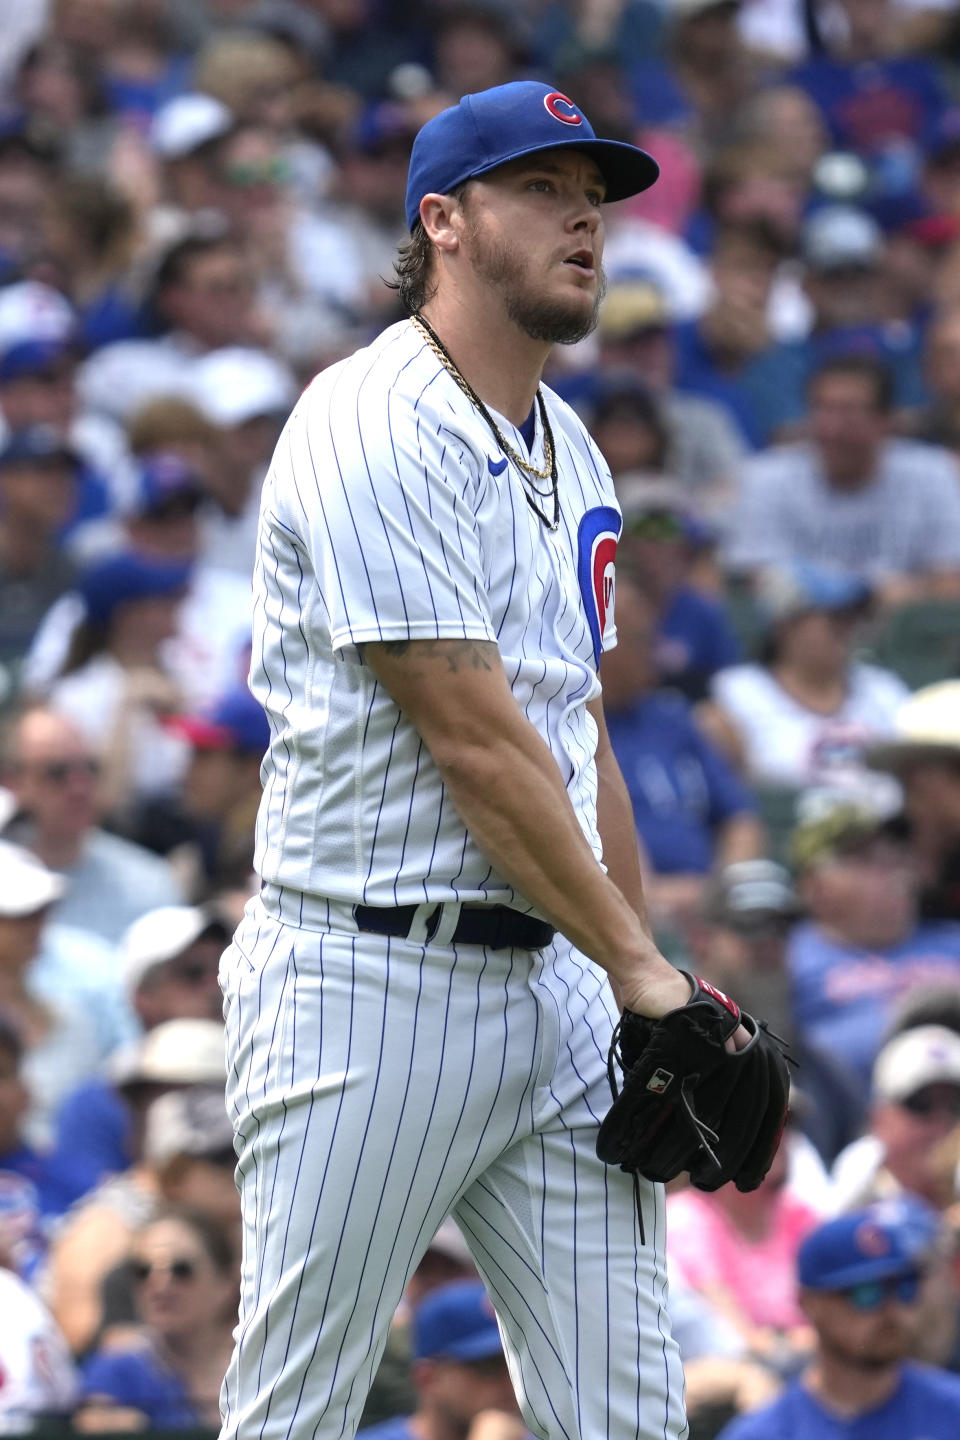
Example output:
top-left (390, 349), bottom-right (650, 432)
top-left (801, 205), bottom-right (883, 273)
top-left (108, 1017), bottom-right (227, 1089)
top-left (867, 681), bottom-right (960, 773)
top-left (151, 93), bottom-right (234, 160)
top-left (193, 346), bottom-right (297, 429)
top-left (143, 1085), bottom-right (235, 1167)
top-left (0, 841), bottom-right (66, 918)
top-left (873, 1025), bottom-right (960, 1104)
top-left (119, 905), bottom-right (228, 992)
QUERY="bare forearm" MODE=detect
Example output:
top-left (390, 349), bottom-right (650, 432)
top-left (434, 719), bottom-right (661, 986)
top-left (361, 639), bottom-right (686, 1013)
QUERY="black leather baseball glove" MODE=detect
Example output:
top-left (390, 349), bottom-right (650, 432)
top-left (596, 973), bottom-right (792, 1193)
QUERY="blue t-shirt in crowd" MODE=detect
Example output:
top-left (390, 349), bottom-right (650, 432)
top-left (718, 1362), bottom-right (960, 1440)
top-left (51, 1080), bottom-right (132, 1195)
top-left (358, 1418), bottom-right (416, 1440)
top-left (658, 586), bottom-right (741, 698)
top-left (788, 920), bottom-right (960, 1103)
top-left (672, 321), bottom-right (788, 449)
top-left (605, 691), bottom-right (755, 874)
top-left (83, 1346), bottom-right (198, 1429)
top-left (787, 56), bottom-right (948, 158)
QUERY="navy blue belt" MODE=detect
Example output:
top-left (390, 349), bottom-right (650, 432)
top-left (352, 903), bottom-right (555, 951)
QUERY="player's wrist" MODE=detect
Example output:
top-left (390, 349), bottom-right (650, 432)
top-left (616, 961), bottom-right (693, 1019)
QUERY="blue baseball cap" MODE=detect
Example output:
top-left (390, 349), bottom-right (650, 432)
top-left (169, 687), bottom-right (270, 755)
top-left (134, 451), bottom-right (204, 516)
top-left (404, 80), bottom-right (659, 230)
top-left (797, 1199), bottom-right (940, 1292)
top-left (412, 1280), bottom-right (504, 1362)
top-left (756, 561), bottom-right (872, 625)
top-left (77, 552), bottom-right (192, 625)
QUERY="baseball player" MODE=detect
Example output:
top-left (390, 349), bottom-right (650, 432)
top-left (220, 81), bottom-right (724, 1440)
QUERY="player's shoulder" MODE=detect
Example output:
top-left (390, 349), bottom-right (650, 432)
top-left (297, 320), bottom-right (429, 415)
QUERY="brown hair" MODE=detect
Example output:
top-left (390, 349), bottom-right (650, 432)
top-left (388, 181), bottom-right (471, 314)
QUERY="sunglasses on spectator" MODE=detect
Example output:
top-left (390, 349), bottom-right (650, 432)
top-left (166, 958), bottom-right (219, 986)
top-left (132, 1257), bottom-right (199, 1284)
top-left (838, 1272), bottom-right (921, 1310)
top-left (222, 157), bottom-right (290, 189)
top-left (26, 758), bottom-right (100, 785)
top-left (626, 513), bottom-right (684, 542)
top-left (900, 1087), bottom-right (960, 1118)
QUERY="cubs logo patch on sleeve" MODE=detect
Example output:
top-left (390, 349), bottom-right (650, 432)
top-left (577, 506), bottom-right (621, 664)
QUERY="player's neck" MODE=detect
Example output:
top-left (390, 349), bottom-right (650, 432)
top-left (418, 295), bottom-right (550, 427)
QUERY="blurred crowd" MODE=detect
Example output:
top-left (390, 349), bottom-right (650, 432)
top-left (2, 0), bottom-right (960, 1436)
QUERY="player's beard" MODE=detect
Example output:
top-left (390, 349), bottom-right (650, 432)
top-left (465, 219), bottom-right (606, 345)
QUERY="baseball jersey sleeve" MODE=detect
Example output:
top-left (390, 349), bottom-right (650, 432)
top-left (280, 373), bottom-right (498, 654)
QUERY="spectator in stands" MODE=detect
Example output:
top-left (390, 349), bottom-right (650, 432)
top-left (755, 205), bottom-right (926, 443)
top-left (725, 355), bottom-right (960, 601)
top-left (24, 446), bottom-right (254, 716)
top-left (359, 1280), bottom-right (525, 1440)
top-left (787, 796), bottom-right (960, 1110)
top-left (616, 478), bottom-right (740, 700)
top-left (51, 903), bottom-right (229, 1190)
top-left (592, 279), bottom-right (745, 515)
top-left (786, 0), bottom-right (951, 173)
top-left (126, 685), bottom-right (268, 898)
top-left (148, 91), bottom-right (235, 230)
top-left (590, 382), bottom-right (670, 479)
top-left (0, 1010), bottom-right (89, 1225)
top-left (674, 218), bottom-right (790, 447)
top-left (0, 1262), bottom-right (77, 1433)
top-left (601, 572), bottom-right (762, 928)
top-left (78, 1204), bottom-right (238, 1430)
top-left (707, 562), bottom-right (909, 789)
top-left (0, 841), bottom-right (120, 1150)
top-left (45, 551), bottom-right (192, 813)
top-left (831, 1025), bottom-right (960, 1212)
top-left (690, 859), bottom-right (863, 1164)
top-left (0, 426), bottom-right (82, 674)
top-left (78, 230), bottom-right (269, 425)
top-left (192, 344), bottom-right (296, 577)
top-left (45, 1018), bottom-right (228, 1356)
top-left (0, 280), bottom-right (132, 523)
top-left (867, 681), bottom-right (960, 921)
top-left (716, 1202), bottom-right (960, 1440)
top-left (205, 121), bottom-right (367, 365)
top-left (660, 0), bottom-right (765, 150)
top-left (1, 704), bottom-right (183, 941)
top-left (916, 307), bottom-right (960, 458)
top-left (666, 1127), bottom-right (820, 1370)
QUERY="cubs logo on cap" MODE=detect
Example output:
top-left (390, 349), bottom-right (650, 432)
top-left (405, 80), bottom-right (659, 229)
top-left (543, 92), bottom-right (583, 126)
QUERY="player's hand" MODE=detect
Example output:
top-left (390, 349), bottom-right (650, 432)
top-left (618, 965), bottom-right (750, 1049)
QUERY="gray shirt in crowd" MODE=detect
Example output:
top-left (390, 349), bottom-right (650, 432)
top-left (725, 439), bottom-right (960, 580)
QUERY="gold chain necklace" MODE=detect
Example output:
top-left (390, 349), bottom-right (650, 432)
top-left (410, 313), bottom-right (560, 530)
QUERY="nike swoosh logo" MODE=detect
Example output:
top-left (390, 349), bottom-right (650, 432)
top-left (487, 455), bottom-right (508, 476)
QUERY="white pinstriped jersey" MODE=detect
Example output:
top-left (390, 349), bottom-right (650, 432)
top-left (250, 318), bottom-right (621, 911)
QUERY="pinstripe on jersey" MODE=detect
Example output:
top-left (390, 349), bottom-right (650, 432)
top-left (249, 320), bottom-right (621, 914)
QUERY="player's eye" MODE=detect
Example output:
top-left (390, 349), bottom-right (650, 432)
top-left (586, 190), bottom-right (604, 208)
top-left (528, 178), bottom-right (553, 193)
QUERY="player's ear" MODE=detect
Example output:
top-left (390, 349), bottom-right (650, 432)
top-left (420, 193), bottom-right (464, 253)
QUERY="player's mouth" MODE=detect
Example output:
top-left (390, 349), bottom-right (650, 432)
top-left (563, 248), bottom-right (595, 278)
